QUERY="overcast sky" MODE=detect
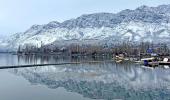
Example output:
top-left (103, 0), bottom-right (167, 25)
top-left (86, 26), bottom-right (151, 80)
top-left (0, 0), bottom-right (170, 37)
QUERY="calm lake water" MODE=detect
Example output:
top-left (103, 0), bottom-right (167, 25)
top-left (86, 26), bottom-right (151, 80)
top-left (0, 53), bottom-right (170, 100)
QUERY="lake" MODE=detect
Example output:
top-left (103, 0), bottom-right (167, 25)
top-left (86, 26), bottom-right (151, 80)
top-left (0, 53), bottom-right (170, 100)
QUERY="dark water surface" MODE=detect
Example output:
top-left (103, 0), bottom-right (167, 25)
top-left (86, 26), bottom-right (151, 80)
top-left (0, 54), bottom-right (170, 100)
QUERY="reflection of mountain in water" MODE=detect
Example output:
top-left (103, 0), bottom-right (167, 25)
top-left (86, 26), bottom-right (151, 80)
top-left (11, 62), bottom-right (170, 100)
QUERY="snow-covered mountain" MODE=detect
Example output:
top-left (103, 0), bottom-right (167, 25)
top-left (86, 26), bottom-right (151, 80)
top-left (1, 4), bottom-right (170, 51)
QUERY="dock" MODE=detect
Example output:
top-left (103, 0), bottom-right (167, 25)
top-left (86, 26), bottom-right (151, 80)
top-left (147, 61), bottom-right (170, 66)
top-left (159, 62), bottom-right (170, 65)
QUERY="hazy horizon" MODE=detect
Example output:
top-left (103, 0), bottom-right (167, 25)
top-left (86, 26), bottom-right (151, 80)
top-left (0, 0), bottom-right (170, 36)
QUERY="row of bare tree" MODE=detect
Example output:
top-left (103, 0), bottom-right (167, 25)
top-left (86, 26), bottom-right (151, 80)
top-left (17, 42), bottom-right (170, 56)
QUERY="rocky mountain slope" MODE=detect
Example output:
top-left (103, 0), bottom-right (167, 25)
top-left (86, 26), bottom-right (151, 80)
top-left (1, 4), bottom-right (170, 51)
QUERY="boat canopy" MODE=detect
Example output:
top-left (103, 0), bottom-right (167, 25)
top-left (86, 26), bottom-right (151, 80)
top-left (141, 57), bottom-right (155, 61)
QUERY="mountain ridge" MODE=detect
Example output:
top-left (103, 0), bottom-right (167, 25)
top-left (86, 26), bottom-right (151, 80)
top-left (1, 4), bottom-right (170, 51)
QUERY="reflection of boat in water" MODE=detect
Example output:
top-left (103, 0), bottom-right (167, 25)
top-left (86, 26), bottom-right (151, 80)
top-left (164, 65), bottom-right (170, 69)
top-left (141, 65), bottom-right (155, 70)
top-left (115, 60), bottom-right (123, 63)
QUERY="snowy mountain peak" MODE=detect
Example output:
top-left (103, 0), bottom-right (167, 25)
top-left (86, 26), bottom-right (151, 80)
top-left (158, 4), bottom-right (170, 9)
top-left (136, 5), bottom-right (150, 10)
top-left (29, 25), bottom-right (43, 31)
top-left (44, 21), bottom-right (60, 29)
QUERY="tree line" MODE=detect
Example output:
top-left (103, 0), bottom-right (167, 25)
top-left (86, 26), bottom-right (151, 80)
top-left (17, 42), bottom-right (170, 57)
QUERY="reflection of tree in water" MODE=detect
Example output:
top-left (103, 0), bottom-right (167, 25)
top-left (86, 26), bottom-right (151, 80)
top-left (12, 61), bottom-right (170, 100)
top-left (17, 55), bottom-right (111, 65)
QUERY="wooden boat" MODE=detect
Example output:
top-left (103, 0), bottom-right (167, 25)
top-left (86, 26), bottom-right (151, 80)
top-left (140, 57), bottom-right (170, 67)
top-left (115, 55), bottom-right (124, 60)
top-left (159, 58), bottom-right (170, 65)
top-left (140, 57), bottom-right (156, 66)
